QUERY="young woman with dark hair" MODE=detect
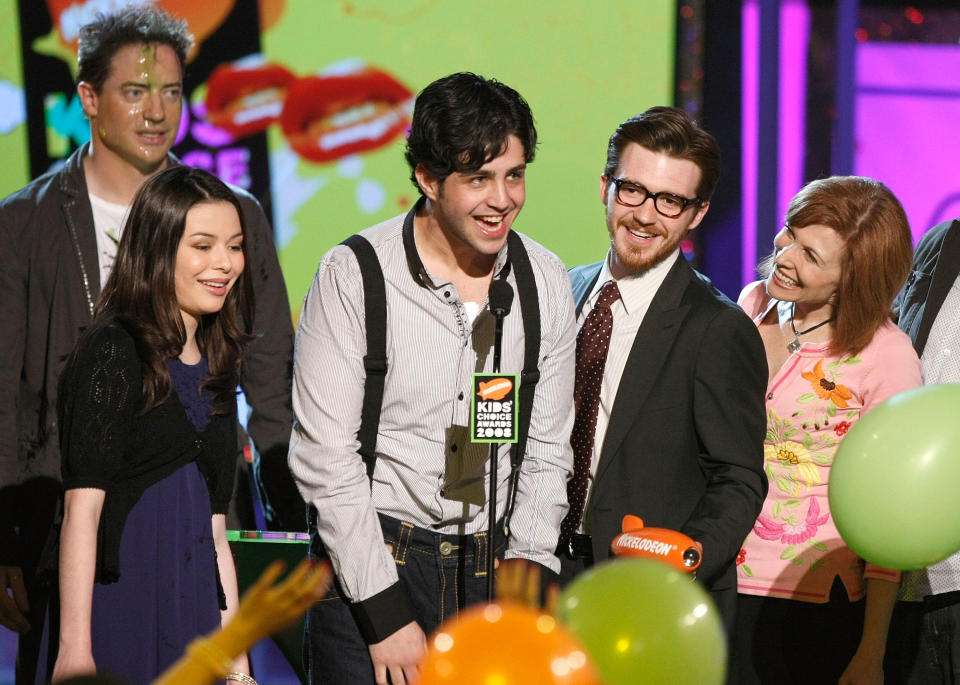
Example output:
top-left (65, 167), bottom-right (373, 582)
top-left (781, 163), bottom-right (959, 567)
top-left (48, 166), bottom-right (255, 685)
top-left (731, 176), bottom-right (922, 684)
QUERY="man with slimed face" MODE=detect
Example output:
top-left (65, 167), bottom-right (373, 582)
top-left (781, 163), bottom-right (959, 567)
top-left (0, 7), bottom-right (294, 682)
top-left (289, 72), bottom-right (576, 684)
top-left (559, 106), bottom-right (768, 639)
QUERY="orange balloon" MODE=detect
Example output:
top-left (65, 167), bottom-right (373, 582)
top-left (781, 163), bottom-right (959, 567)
top-left (156, 0), bottom-right (235, 46)
top-left (45, 0), bottom-right (235, 57)
top-left (420, 602), bottom-right (602, 685)
top-left (258, 0), bottom-right (287, 32)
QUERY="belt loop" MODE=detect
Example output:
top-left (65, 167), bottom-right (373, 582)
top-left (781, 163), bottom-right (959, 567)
top-left (393, 520), bottom-right (414, 565)
top-left (473, 531), bottom-right (488, 577)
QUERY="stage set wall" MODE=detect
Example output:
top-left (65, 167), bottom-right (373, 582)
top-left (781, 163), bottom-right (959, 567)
top-left (2, 0), bottom-right (960, 682)
top-left (0, 0), bottom-right (676, 319)
top-left (0, 1), bottom-right (676, 682)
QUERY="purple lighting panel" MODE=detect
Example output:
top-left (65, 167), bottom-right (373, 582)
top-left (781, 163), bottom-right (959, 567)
top-left (777, 0), bottom-right (810, 225)
top-left (742, 0), bottom-right (759, 286)
top-left (855, 42), bottom-right (960, 241)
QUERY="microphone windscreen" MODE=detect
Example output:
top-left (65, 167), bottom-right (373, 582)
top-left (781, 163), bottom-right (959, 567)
top-left (489, 279), bottom-right (514, 317)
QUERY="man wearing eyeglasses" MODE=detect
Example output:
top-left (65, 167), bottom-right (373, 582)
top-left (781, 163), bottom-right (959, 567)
top-left (558, 106), bottom-right (767, 637)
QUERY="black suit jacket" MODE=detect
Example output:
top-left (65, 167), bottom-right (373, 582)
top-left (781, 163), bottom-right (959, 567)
top-left (567, 254), bottom-right (768, 601)
top-left (896, 218), bottom-right (960, 354)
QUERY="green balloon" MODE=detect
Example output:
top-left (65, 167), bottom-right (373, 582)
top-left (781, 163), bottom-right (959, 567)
top-left (556, 559), bottom-right (726, 685)
top-left (830, 384), bottom-right (960, 570)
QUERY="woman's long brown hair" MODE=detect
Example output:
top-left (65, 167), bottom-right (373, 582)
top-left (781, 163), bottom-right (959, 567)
top-left (96, 166), bottom-right (254, 413)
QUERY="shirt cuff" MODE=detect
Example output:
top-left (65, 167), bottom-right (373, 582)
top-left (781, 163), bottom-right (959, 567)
top-left (348, 580), bottom-right (417, 644)
top-left (504, 548), bottom-right (562, 574)
top-left (864, 563), bottom-right (901, 584)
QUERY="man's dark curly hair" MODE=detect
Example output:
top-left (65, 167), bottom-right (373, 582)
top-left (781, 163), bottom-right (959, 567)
top-left (77, 4), bottom-right (193, 92)
top-left (405, 72), bottom-right (537, 193)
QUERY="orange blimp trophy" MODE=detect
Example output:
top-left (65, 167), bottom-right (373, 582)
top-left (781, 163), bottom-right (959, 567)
top-left (610, 514), bottom-right (702, 573)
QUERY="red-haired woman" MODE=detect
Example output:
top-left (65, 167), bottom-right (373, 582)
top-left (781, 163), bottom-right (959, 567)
top-left (732, 176), bottom-right (922, 684)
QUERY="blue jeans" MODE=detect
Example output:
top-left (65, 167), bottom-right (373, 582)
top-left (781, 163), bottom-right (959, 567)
top-left (889, 594), bottom-right (960, 685)
top-left (304, 513), bottom-right (505, 684)
top-left (914, 601), bottom-right (960, 684)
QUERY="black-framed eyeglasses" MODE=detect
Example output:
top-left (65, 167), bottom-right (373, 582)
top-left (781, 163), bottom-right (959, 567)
top-left (608, 176), bottom-right (701, 219)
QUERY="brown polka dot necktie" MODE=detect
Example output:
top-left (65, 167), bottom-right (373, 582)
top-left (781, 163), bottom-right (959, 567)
top-left (559, 279), bottom-right (621, 547)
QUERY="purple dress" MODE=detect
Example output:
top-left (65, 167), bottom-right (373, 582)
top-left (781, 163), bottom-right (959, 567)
top-left (88, 358), bottom-right (222, 684)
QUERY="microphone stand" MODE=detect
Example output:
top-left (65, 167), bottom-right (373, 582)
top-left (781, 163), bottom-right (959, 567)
top-left (486, 279), bottom-right (513, 600)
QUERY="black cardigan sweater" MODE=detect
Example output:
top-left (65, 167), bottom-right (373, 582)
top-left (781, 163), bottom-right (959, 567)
top-left (57, 317), bottom-right (236, 583)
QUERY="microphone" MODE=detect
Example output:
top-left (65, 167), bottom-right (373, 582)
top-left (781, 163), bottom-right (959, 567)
top-left (486, 277), bottom-right (514, 601)
top-left (489, 280), bottom-right (513, 374)
top-left (489, 278), bottom-right (514, 319)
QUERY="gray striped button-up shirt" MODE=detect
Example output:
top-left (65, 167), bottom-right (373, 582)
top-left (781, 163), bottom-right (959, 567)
top-left (289, 206), bottom-right (576, 604)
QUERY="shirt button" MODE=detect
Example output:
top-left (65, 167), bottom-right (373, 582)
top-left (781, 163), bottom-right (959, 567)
top-left (767, 392), bottom-right (774, 400)
top-left (444, 290), bottom-right (451, 298)
top-left (458, 392), bottom-right (464, 400)
top-left (439, 541), bottom-right (453, 556)
top-left (451, 444), bottom-right (458, 452)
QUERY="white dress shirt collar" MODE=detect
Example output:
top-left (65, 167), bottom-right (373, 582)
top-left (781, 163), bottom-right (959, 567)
top-left (584, 249), bottom-right (681, 316)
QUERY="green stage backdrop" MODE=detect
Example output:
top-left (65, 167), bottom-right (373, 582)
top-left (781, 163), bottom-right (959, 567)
top-left (0, 0), bottom-right (675, 317)
top-left (0, 0), bottom-right (27, 199)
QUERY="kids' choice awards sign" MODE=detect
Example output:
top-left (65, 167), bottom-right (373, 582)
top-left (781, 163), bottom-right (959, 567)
top-left (470, 374), bottom-right (518, 444)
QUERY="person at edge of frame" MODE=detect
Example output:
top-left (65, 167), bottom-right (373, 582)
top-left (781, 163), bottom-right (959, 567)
top-left (886, 215), bottom-right (960, 685)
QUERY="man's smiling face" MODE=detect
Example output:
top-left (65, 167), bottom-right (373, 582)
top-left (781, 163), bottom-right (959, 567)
top-left (602, 142), bottom-right (709, 278)
top-left (419, 134), bottom-right (527, 260)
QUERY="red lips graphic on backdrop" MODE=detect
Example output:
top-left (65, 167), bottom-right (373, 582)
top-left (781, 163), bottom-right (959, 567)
top-left (204, 62), bottom-right (412, 164)
top-left (205, 63), bottom-right (296, 139)
top-left (280, 67), bottom-right (413, 163)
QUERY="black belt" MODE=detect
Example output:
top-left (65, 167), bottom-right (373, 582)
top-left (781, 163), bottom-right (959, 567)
top-left (559, 533), bottom-right (594, 564)
top-left (309, 508), bottom-right (506, 562)
top-left (923, 590), bottom-right (960, 613)
top-left (377, 513), bottom-right (505, 558)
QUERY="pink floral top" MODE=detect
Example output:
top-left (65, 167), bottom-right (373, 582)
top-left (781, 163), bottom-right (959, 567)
top-left (736, 282), bottom-right (922, 603)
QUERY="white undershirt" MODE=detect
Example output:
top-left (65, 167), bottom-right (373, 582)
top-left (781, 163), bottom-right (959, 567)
top-left (89, 192), bottom-right (130, 288)
top-left (463, 301), bottom-right (482, 325)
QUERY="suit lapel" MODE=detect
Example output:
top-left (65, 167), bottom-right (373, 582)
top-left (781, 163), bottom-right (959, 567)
top-left (594, 255), bottom-right (692, 485)
top-left (569, 262), bottom-right (603, 317)
top-left (915, 221), bottom-right (960, 356)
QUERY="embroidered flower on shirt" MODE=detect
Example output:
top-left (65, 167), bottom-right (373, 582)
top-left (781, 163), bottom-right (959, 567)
top-left (776, 446), bottom-right (800, 464)
top-left (834, 420), bottom-right (852, 437)
top-left (764, 442), bottom-right (822, 491)
top-left (802, 359), bottom-right (853, 408)
top-left (754, 497), bottom-right (830, 545)
top-left (736, 548), bottom-right (746, 565)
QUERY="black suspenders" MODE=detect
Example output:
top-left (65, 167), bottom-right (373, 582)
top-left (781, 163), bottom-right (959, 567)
top-left (341, 231), bottom-right (541, 532)
top-left (340, 234), bottom-right (389, 482)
